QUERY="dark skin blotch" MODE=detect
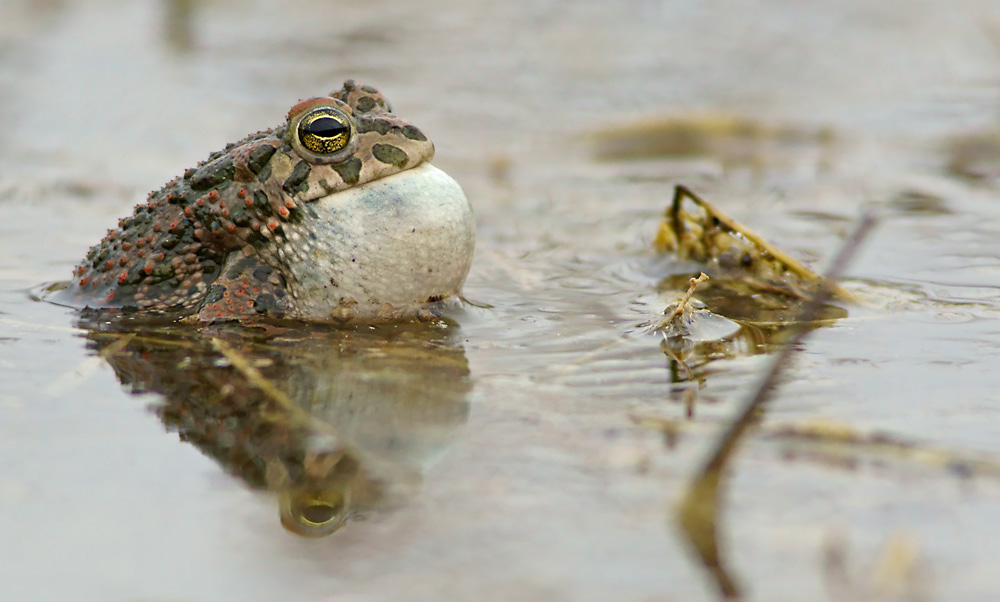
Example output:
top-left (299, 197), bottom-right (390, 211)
top-left (247, 231), bottom-right (269, 247)
top-left (253, 191), bottom-right (272, 217)
top-left (282, 161), bottom-right (312, 195)
top-left (228, 205), bottom-right (251, 227)
top-left (256, 161), bottom-right (272, 183)
top-left (252, 264), bottom-right (274, 282)
top-left (204, 284), bottom-right (225, 305)
top-left (247, 145), bottom-right (278, 175)
top-left (358, 117), bottom-right (392, 135)
top-left (225, 256), bottom-right (257, 279)
top-left (355, 96), bottom-right (377, 113)
top-left (253, 293), bottom-right (281, 314)
top-left (372, 144), bottom-right (409, 168)
top-left (190, 156), bottom-right (235, 191)
top-left (333, 157), bottom-right (362, 185)
top-left (200, 260), bottom-right (219, 275)
top-left (401, 125), bottom-right (427, 141)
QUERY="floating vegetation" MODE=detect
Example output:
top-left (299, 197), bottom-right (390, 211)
top-left (649, 186), bottom-right (852, 391)
top-left (655, 185), bottom-right (853, 303)
top-left (945, 131), bottom-right (1000, 181)
top-left (589, 113), bottom-right (835, 168)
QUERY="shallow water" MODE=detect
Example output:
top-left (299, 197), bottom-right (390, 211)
top-left (4, 0), bottom-right (1000, 600)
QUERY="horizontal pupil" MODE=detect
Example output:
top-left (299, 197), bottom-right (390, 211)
top-left (305, 116), bottom-right (348, 139)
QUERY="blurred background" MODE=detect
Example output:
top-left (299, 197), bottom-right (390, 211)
top-left (3, 1), bottom-right (1000, 600)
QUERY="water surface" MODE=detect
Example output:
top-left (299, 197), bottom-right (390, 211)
top-left (3, 1), bottom-right (1000, 600)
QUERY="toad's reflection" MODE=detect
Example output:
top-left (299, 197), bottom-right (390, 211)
top-left (80, 316), bottom-right (471, 537)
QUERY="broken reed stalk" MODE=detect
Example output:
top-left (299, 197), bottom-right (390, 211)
top-left (677, 211), bottom-right (877, 600)
top-left (666, 272), bottom-right (710, 322)
top-left (667, 185), bottom-right (855, 302)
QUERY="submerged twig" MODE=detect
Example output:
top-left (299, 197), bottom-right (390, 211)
top-left (43, 333), bottom-right (135, 397)
top-left (210, 337), bottom-right (335, 436)
top-left (676, 212), bottom-right (877, 600)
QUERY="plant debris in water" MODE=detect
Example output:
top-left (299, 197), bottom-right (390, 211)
top-left (648, 272), bottom-right (734, 340)
top-left (649, 186), bottom-right (850, 385)
top-left (655, 185), bottom-right (854, 303)
top-left (589, 113), bottom-right (835, 168)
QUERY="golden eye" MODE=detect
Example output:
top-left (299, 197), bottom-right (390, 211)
top-left (297, 108), bottom-right (351, 155)
top-left (286, 98), bottom-right (358, 164)
top-left (279, 490), bottom-right (350, 537)
top-left (297, 501), bottom-right (340, 527)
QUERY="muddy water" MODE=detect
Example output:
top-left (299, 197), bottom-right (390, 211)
top-left (3, 1), bottom-right (1000, 600)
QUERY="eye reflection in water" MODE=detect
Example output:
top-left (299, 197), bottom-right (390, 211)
top-left (79, 315), bottom-right (471, 537)
top-left (281, 487), bottom-right (351, 537)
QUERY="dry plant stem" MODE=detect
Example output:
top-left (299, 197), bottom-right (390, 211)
top-left (676, 212), bottom-right (876, 600)
top-left (666, 272), bottom-right (710, 321)
top-left (697, 212), bottom-right (875, 474)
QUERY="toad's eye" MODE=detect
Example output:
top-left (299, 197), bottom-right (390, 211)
top-left (286, 100), bottom-right (357, 164)
top-left (297, 108), bottom-right (350, 155)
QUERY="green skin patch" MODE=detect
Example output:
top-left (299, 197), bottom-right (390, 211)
top-left (372, 144), bottom-right (410, 168)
